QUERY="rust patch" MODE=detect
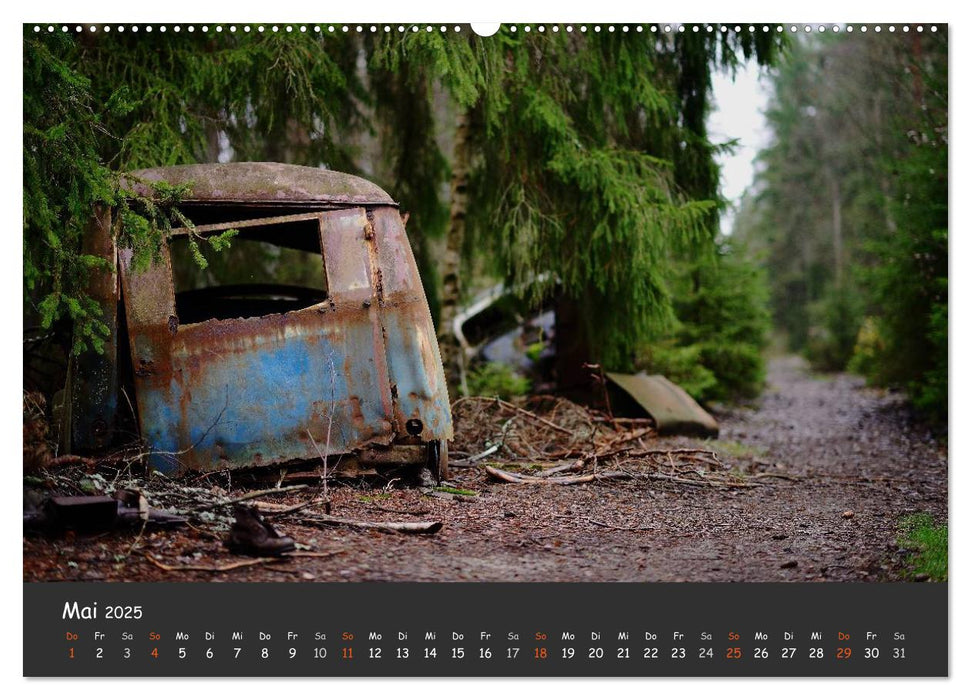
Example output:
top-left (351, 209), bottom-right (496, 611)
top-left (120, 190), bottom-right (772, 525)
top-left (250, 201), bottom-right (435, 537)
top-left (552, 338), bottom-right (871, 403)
top-left (349, 396), bottom-right (366, 431)
top-left (134, 359), bottom-right (155, 378)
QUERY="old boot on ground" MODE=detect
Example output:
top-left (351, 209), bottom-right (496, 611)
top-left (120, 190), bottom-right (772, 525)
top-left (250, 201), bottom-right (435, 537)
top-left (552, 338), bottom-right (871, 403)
top-left (225, 504), bottom-right (295, 557)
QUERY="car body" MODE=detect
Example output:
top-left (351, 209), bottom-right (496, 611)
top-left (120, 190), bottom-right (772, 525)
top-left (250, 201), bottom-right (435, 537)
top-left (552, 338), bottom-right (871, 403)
top-left (63, 162), bottom-right (452, 479)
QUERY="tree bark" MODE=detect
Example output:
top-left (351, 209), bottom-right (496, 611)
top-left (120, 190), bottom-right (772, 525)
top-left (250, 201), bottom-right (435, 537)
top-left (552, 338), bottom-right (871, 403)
top-left (554, 294), bottom-right (596, 399)
top-left (438, 111), bottom-right (471, 396)
top-left (831, 175), bottom-right (843, 287)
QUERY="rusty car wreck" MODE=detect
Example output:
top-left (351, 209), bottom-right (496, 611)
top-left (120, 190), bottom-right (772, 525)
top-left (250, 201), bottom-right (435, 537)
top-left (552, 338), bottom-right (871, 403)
top-left (62, 162), bottom-right (452, 481)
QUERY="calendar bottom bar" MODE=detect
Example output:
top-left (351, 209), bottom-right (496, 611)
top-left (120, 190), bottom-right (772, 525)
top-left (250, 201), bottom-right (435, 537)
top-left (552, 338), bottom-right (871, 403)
top-left (24, 581), bottom-right (946, 677)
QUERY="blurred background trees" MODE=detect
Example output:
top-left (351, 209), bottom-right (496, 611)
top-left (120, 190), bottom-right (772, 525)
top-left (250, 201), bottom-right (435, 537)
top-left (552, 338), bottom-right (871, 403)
top-left (735, 28), bottom-right (948, 422)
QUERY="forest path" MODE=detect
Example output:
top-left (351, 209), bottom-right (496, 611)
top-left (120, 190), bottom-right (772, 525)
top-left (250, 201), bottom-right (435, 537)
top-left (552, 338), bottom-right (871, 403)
top-left (24, 357), bottom-right (947, 582)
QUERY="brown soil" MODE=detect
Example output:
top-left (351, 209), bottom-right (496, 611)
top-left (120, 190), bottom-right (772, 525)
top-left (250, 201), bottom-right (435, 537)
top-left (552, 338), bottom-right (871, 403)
top-left (23, 356), bottom-right (947, 583)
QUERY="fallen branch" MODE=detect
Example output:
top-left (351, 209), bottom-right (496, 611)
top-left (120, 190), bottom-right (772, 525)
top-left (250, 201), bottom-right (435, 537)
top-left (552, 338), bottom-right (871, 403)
top-left (593, 471), bottom-right (633, 481)
top-left (486, 465), bottom-right (592, 484)
top-left (604, 427), bottom-right (655, 449)
top-left (363, 503), bottom-right (432, 517)
top-left (295, 514), bottom-right (443, 534)
top-left (281, 550), bottom-right (347, 559)
top-left (189, 484), bottom-right (308, 512)
top-left (144, 553), bottom-right (278, 572)
top-left (640, 472), bottom-right (762, 489)
top-left (642, 473), bottom-right (709, 488)
top-left (484, 465), bottom-right (630, 485)
top-left (750, 472), bottom-right (803, 482)
top-left (255, 491), bottom-right (332, 518)
top-left (449, 444), bottom-right (500, 468)
top-left (533, 463), bottom-right (582, 478)
top-left (593, 416), bottom-right (655, 427)
top-left (626, 448), bottom-right (723, 462)
top-left (144, 548), bottom-right (345, 573)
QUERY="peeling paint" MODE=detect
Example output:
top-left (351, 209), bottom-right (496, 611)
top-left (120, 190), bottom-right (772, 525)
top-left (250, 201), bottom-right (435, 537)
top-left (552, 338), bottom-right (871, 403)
top-left (81, 164), bottom-right (451, 474)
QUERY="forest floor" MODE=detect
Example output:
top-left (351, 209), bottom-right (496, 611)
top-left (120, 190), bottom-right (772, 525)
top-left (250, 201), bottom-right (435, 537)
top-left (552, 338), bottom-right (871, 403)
top-left (23, 356), bottom-right (947, 583)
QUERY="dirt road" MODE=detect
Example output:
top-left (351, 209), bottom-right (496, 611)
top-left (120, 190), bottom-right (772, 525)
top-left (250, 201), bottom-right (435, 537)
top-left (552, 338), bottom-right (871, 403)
top-left (23, 356), bottom-right (947, 582)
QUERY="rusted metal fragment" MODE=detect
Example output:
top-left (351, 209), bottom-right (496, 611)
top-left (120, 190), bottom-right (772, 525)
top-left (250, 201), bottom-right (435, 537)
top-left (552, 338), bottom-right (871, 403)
top-left (25, 495), bottom-right (186, 532)
top-left (357, 444), bottom-right (425, 464)
top-left (381, 307), bottom-right (453, 440)
top-left (372, 208), bottom-right (453, 441)
top-left (321, 209), bottom-right (374, 301)
top-left (126, 163), bottom-right (396, 207)
top-left (374, 207), bottom-right (421, 295)
top-left (605, 373), bottom-right (719, 438)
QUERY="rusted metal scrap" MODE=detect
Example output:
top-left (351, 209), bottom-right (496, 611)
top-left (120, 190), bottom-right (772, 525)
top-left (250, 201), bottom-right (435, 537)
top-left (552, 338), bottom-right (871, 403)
top-left (23, 492), bottom-right (186, 533)
top-left (605, 372), bottom-right (719, 438)
top-left (62, 163), bottom-right (452, 481)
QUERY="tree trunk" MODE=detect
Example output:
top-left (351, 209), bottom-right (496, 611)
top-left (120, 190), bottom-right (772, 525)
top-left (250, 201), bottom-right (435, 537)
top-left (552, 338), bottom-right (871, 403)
top-left (831, 175), bottom-right (843, 287)
top-left (438, 110), bottom-right (471, 396)
top-left (554, 294), bottom-right (596, 399)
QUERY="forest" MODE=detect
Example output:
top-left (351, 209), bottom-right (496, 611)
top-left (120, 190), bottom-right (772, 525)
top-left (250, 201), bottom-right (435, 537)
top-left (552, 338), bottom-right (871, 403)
top-left (23, 24), bottom-right (947, 584)
top-left (23, 25), bottom-right (947, 420)
top-left (734, 28), bottom-right (948, 422)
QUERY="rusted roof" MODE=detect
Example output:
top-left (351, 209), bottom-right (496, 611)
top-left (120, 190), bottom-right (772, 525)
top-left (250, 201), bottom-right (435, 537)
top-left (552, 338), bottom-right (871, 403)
top-left (128, 162), bottom-right (396, 206)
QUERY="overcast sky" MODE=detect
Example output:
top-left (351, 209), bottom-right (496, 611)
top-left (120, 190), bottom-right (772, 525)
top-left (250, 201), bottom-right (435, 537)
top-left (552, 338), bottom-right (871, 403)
top-left (707, 62), bottom-right (773, 235)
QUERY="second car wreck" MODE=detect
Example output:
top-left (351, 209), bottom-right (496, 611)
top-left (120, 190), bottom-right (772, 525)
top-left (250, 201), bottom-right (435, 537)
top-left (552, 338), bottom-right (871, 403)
top-left (62, 162), bottom-right (452, 480)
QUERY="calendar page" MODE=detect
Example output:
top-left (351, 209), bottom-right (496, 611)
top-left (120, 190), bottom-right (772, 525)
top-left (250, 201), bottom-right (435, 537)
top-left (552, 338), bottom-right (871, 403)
top-left (21, 14), bottom-right (949, 680)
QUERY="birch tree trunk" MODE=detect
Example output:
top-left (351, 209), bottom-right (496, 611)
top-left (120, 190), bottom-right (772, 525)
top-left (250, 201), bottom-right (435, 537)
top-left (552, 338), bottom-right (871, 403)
top-left (437, 110), bottom-right (471, 396)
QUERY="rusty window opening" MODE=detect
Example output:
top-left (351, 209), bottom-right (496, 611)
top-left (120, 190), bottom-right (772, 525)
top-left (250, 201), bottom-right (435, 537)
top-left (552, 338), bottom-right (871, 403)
top-left (167, 211), bottom-right (326, 238)
top-left (173, 204), bottom-right (331, 228)
top-left (170, 216), bottom-right (328, 324)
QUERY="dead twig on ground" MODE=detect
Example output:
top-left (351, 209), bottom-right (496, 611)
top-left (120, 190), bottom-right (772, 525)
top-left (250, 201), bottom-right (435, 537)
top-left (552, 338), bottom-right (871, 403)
top-left (638, 472), bottom-right (762, 489)
top-left (453, 396), bottom-right (573, 435)
top-left (188, 484), bottom-right (308, 512)
top-left (144, 553), bottom-right (279, 572)
top-left (484, 465), bottom-right (631, 485)
top-left (750, 472), bottom-right (803, 482)
top-left (143, 549), bottom-right (345, 573)
top-left (292, 514), bottom-right (443, 534)
top-left (362, 503), bottom-right (432, 517)
top-left (183, 521), bottom-right (224, 541)
top-left (307, 424), bottom-right (332, 513)
top-left (533, 463), bottom-right (582, 478)
top-left (449, 444), bottom-right (500, 468)
top-left (486, 465), bottom-right (593, 484)
top-left (604, 427), bottom-right (655, 449)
